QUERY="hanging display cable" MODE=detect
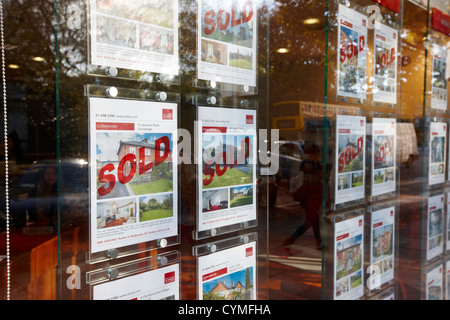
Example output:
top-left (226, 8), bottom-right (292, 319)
top-left (0, 0), bottom-right (10, 301)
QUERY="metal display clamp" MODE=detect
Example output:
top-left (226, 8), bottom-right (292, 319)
top-left (192, 232), bottom-right (258, 257)
top-left (88, 65), bottom-right (181, 86)
top-left (86, 251), bottom-right (181, 299)
top-left (193, 79), bottom-right (258, 97)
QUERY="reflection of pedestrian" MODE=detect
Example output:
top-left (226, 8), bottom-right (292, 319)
top-left (8, 130), bottom-right (22, 163)
top-left (284, 143), bottom-right (323, 250)
top-left (28, 164), bottom-right (59, 228)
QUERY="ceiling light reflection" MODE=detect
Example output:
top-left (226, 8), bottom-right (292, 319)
top-left (277, 48), bottom-right (289, 53)
top-left (303, 18), bottom-right (319, 25)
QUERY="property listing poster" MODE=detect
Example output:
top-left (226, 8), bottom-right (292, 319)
top-left (427, 194), bottom-right (444, 261)
top-left (370, 207), bottom-right (395, 287)
top-left (197, 0), bottom-right (257, 87)
top-left (431, 43), bottom-right (448, 111)
top-left (373, 22), bottom-right (398, 104)
top-left (334, 216), bottom-right (364, 300)
top-left (371, 118), bottom-right (396, 197)
top-left (429, 122), bottom-right (446, 186)
top-left (447, 193), bottom-right (450, 252)
top-left (197, 106), bottom-right (257, 233)
top-left (426, 264), bottom-right (443, 300)
top-left (89, 0), bottom-right (179, 75)
top-left (197, 241), bottom-right (256, 300)
top-left (89, 97), bottom-right (178, 253)
top-left (447, 260), bottom-right (450, 300)
top-left (335, 115), bottom-right (366, 205)
top-left (337, 4), bottom-right (368, 100)
top-left (93, 263), bottom-right (179, 300)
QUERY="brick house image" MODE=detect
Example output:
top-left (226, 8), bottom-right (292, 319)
top-left (117, 138), bottom-right (172, 178)
top-left (376, 228), bottom-right (392, 256)
top-left (209, 280), bottom-right (246, 299)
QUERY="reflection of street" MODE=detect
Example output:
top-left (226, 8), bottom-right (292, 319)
top-left (265, 150), bottom-right (430, 299)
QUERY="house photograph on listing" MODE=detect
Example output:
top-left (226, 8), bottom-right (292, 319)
top-left (96, 132), bottom-right (173, 200)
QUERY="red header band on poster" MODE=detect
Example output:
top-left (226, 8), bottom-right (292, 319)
top-left (96, 122), bottom-right (135, 131)
top-left (431, 8), bottom-right (450, 36)
top-left (336, 233), bottom-right (349, 241)
top-left (373, 222), bottom-right (383, 228)
top-left (202, 126), bottom-right (228, 133)
top-left (202, 267), bottom-right (228, 281)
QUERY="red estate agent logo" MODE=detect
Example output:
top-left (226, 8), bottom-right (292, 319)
top-left (164, 271), bottom-right (176, 284)
top-left (163, 109), bottom-right (173, 120)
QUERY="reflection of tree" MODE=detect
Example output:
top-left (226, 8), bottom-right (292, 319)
top-left (5, 0), bottom-right (60, 158)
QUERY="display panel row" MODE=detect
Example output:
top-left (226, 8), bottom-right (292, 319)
top-left (88, 235), bottom-right (257, 301)
top-left (87, 0), bottom-right (259, 91)
top-left (85, 194), bottom-right (450, 301)
top-left (86, 89), bottom-right (259, 262)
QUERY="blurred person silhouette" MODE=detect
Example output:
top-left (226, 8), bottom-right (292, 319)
top-left (284, 143), bottom-right (323, 250)
top-left (27, 164), bottom-right (60, 230)
top-left (8, 130), bottom-right (23, 163)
